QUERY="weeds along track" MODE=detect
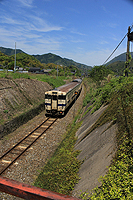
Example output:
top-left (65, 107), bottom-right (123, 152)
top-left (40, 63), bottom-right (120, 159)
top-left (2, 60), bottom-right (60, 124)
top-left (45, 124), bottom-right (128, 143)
top-left (0, 117), bottom-right (58, 175)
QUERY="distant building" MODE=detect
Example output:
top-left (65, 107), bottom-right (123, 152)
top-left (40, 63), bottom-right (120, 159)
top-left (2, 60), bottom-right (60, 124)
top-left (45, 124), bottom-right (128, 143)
top-left (43, 69), bottom-right (52, 74)
top-left (28, 68), bottom-right (42, 73)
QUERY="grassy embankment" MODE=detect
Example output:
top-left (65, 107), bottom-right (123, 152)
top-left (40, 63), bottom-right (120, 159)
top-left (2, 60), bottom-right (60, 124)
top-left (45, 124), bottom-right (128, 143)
top-left (35, 75), bottom-right (133, 199)
top-left (81, 76), bottom-right (133, 199)
top-left (0, 71), bottom-right (67, 88)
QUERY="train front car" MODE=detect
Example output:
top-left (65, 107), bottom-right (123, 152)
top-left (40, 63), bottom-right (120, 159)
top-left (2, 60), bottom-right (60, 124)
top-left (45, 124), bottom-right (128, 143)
top-left (45, 89), bottom-right (66, 116)
top-left (45, 79), bottom-right (82, 116)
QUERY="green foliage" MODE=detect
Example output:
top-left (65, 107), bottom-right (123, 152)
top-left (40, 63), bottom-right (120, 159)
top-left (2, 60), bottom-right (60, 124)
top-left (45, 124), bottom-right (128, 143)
top-left (107, 53), bottom-right (133, 76)
top-left (3, 110), bottom-right (8, 113)
top-left (80, 76), bottom-right (133, 199)
top-left (124, 53), bottom-right (132, 77)
top-left (83, 76), bottom-right (133, 115)
top-left (33, 53), bottom-right (92, 70)
top-left (45, 64), bottom-right (82, 77)
top-left (83, 86), bottom-right (94, 107)
top-left (89, 65), bottom-right (112, 85)
top-left (0, 51), bottom-right (44, 69)
top-left (0, 71), bottom-right (65, 88)
top-left (0, 47), bottom-right (92, 71)
top-left (0, 51), bottom-right (83, 76)
top-left (0, 47), bottom-right (24, 56)
top-left (34, 119), bottom-right (83, 195)
top-left (106, 61), bottom-right (125, 76)
top-left (88, 134), bottom-right (133, 200)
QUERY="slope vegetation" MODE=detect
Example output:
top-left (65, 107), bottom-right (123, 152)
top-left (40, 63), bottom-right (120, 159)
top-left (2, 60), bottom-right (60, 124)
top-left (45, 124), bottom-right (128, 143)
top-left (78, 76), bottom-right (133, 199)
top-left (34, 76), bottom-right (133, 199)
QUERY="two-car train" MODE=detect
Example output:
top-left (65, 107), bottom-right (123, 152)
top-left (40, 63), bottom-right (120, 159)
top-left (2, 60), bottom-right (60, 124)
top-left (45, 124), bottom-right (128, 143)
top-left (45, 79), bottom-right (82, 116)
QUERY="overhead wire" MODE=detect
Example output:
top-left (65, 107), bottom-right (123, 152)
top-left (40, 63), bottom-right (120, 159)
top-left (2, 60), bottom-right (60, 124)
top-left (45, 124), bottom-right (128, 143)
top-left (103, 33), bottom-right (127, 65)
top-left (103, 23), bottom-right (133, 65)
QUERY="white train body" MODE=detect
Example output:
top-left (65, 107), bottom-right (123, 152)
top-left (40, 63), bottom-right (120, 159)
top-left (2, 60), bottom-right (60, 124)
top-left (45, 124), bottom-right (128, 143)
top-left (45, 79), bottom-right (82, 116)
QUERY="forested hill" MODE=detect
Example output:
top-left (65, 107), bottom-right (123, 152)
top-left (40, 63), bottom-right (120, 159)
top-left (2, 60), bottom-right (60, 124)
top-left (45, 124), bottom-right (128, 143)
top-left (106, 52), bottom-right (133, 75)
top-left (0, 47), bottom-right (92, 70)
top-left (106, 52), bottom-right (133, 65)
top-left (0, 47), bottom-right (25, 56)
top-left (33, 53), bottom-right (92, 70)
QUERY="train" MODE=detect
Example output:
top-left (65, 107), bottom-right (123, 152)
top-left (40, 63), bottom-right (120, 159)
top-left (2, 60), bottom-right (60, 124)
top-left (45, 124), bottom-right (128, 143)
top-left (45, 79), bottom-right (82, 116)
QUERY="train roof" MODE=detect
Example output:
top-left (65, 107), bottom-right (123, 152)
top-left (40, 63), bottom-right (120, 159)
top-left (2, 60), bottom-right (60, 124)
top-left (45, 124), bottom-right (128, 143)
top-left (72, 78), bottom-right (82, 83)
top-left (45, 79), bottom-right (82, 94)
top-left (51, 81), bottom-right (80, 93)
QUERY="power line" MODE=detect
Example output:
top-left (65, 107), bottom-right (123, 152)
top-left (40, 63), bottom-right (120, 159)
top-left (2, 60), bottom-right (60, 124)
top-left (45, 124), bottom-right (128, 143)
top-left (103, 33), bottom-right (127, 65)
top-left (103, 23), bottom-right (133, 65)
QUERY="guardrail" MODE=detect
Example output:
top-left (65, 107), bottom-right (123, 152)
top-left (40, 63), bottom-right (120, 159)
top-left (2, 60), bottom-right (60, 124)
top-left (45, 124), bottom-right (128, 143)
top-left (0, 176), bottom-right (80, 200)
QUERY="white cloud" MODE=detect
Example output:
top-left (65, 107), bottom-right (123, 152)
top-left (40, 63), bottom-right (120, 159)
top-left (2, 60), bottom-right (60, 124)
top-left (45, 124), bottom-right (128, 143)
top-left (0, 13), bottom-right (63, 35)
top-left (98, 40), bottom-right (109, 45)
top-left (17, 0), bottom-right (33, 7)
top-left (70, 30), bottom-right (86, 36)
top-left (0, 15), bottom-right (23, 25)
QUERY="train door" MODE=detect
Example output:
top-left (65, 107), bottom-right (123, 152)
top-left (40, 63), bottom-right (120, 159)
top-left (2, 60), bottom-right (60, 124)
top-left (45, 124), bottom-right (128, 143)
top-left (52, 94), bottom-right (58, 110)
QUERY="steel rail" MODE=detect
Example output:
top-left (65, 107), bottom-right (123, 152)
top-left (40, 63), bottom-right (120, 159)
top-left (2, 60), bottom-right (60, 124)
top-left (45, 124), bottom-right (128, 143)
top-left (0, 117), bottom-right (50, 160)
top-left (0, 118), bottom-right (57, 175)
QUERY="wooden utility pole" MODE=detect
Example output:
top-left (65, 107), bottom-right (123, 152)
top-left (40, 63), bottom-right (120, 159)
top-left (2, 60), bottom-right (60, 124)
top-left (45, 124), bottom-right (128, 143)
top-left (125, 26), bottom-right (131, 77)
top-left (14, 42), bottom-right (16, 72)
top-left (127, 26), bottom-right (131, 61)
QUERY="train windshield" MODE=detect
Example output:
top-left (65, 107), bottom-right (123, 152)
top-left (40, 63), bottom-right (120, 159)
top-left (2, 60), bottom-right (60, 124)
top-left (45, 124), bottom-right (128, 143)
top-left (53, 95), bottom-right (57, 100)
top-left (58, 95), bottom-right (66, 100)
top-left (45, 94), bottom-right (52, 99)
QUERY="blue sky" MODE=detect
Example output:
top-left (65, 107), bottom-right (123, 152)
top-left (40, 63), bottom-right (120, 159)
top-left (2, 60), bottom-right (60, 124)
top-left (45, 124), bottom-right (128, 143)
top-left (0, 0), bottom-right (133, 66)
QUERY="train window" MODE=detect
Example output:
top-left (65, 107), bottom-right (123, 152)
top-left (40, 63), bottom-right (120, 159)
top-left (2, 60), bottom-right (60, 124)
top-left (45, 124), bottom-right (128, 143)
top-left (45, 94), bottom-right (51, 99)
top-left (58, 95), bottom-right (66, 100)
top-left (53, 95), bottom-right (57, 100)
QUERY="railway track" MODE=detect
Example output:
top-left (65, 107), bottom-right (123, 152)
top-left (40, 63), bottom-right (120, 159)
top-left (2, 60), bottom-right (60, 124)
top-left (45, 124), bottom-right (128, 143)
top-left (0, 117), bottom-right (57, 175)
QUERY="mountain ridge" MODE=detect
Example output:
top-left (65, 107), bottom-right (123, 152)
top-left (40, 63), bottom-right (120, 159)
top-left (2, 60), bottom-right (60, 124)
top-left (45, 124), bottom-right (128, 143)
top-left (0, 47), bottom-right (92, 70)
top-left (1, 46), bottom-right (132, 72)
top-left (106, 52), bottom-right (133, 65)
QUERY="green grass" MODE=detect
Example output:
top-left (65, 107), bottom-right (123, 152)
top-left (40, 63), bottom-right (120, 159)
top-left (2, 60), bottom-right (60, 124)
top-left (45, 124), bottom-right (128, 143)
top-left (83, 76), bottom-right (133, 115)
top-left (34, 116), bottom-right (83, 195)
top-left (0, 71), bottom-right (66, 88)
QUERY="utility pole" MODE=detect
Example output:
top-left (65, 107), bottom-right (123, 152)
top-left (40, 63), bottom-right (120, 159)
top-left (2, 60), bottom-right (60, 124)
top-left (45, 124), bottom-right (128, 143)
top-left (125, 26), bottom-right (131, 77)
top-left (14, 42), bottom-right (16, 72)
top-left (57, 64), bottom-right (58, 79)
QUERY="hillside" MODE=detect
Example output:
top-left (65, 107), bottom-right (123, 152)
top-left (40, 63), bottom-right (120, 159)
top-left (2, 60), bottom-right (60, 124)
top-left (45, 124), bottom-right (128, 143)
top-left (105, 51), bottom-right (133, 75)
top-left (106, 52), bottom-right (133, 65)
top-left (73, 76), bottom-right (133, 198)
top-left (106, 58), bottom-right (133, 75)
top-left (0, 47), bottom-right (25, 56)
top-left (0, 52), bottom-right (44, 70)
top-left (0, 77), bottom-right (52, 138)
top-left (33, 53), bottom-right (92, 70)
top-left (106, 61), bottom-right (125, 75)
top-left (0, 47), bottom-right (92, 70)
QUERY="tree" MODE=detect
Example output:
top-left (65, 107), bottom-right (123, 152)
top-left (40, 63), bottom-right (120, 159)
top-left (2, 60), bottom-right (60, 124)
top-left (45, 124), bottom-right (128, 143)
top-left (89, 65), bottom-right (112, 85)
